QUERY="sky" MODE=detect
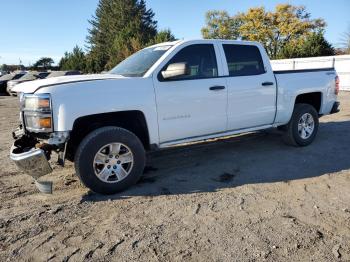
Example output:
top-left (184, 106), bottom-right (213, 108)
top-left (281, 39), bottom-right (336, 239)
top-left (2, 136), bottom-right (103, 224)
top-left (0, 0), bottom-right (349, 66)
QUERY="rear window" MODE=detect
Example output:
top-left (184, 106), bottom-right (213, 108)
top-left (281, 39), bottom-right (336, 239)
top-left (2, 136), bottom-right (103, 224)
top-left (19, 73), bottom-right (40, 81)
top-left (223, 44), bottom-right (265, 77)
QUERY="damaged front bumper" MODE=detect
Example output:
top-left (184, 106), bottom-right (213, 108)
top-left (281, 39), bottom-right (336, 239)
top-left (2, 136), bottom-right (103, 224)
top-left (10, 145), bottom-right (53, 194)
top-left (10, 128), bottom-right (69, 194)
top-left (10, 145), bottom-right (53, 180)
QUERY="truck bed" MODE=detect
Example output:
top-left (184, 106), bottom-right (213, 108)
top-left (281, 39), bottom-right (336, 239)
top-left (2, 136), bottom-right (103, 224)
top-left (273, 67), bottom-right (337, 125)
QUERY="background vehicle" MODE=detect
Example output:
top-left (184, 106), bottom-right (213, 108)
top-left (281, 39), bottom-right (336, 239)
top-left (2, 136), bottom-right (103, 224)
top-left (0, 72), bottom-right (26, 94)
top-left (10, 40), bottom-right (340, 195)
top-left (6, 71), bottom-right (50, 96)
top-left (46, 70), bottom-right (81, 78)
top-left (37, 72), bottom-right (50, 78)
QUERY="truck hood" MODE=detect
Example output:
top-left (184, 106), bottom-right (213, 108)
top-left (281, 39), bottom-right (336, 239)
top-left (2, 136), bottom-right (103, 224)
top-left (12, 74), bottom-right (124, 94)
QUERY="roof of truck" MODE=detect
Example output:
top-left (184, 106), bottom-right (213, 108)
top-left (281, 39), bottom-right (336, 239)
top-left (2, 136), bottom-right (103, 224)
top-left (150, 39), bottom-right (260, 49)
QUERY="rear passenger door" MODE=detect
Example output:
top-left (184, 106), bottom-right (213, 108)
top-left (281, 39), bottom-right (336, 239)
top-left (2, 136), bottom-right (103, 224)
top-left (220, 43), bottom-right (276, 130)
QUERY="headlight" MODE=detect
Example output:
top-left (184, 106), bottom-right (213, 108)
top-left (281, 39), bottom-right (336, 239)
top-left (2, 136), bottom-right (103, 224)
top-left (22, 94), bottom-right (53, 132)
top-left (22, 95), bottom-right (51, 112)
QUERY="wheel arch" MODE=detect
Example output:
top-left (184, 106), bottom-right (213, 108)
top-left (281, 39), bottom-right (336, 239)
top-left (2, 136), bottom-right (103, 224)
top-left (294, 92), bottom-right (322, 113)
top-left (66, 110), bottom-right (150, 161)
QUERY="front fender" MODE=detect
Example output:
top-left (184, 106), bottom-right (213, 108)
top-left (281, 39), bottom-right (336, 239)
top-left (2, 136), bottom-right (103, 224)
top-left (35, 78), bottom-right (159, 144)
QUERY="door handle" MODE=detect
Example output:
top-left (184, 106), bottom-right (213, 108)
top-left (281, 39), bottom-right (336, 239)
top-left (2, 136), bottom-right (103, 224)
top-left (261, 81), bottom-right (274, 86)
top-left (209, 85), bottom-right (226, 91)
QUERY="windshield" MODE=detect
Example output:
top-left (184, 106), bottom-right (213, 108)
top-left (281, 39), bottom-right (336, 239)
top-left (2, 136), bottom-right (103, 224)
top-left (17, 73), bottom-right (39, 81)
top-left (109, 45), bottom-right (172, 77)
top-left (12, 73), bottom-right (26, 80)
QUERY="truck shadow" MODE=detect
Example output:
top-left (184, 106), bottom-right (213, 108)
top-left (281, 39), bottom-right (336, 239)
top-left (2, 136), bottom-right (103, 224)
top-left (80, 120), bottom-right (350, 202)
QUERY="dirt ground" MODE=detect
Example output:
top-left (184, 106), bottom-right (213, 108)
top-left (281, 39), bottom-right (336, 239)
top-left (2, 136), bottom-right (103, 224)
top-left (0, 92), bottom-right (349, 262)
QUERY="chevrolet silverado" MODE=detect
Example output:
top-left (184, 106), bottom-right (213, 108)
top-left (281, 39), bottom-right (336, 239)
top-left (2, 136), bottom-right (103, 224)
top-left (10, 40), bottom-right (340, 194)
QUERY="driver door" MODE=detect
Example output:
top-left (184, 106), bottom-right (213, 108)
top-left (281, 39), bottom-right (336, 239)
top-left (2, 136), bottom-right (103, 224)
top-left (153, 43), bottom-right (228, 143)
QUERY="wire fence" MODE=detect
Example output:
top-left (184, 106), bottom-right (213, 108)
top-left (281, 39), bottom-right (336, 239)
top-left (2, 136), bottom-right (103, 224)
top-left (271, 55), bottom-right (350, 91)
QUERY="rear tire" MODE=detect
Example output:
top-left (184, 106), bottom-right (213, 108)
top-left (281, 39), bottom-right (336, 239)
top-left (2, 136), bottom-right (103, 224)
top-left (75, 126), bottom-right (146, 195)
top-left (283, 103), bottom-right (319, 147)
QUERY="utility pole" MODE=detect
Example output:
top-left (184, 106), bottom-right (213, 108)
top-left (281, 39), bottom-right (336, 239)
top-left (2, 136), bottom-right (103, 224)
top-left (19, 58), bottom-right (23, 71)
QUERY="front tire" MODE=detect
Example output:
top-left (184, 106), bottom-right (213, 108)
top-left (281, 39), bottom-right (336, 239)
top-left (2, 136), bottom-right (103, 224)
top-left (6, 86), bottom-right (13, 96)
top-left (6, 86), bottom-right (17, 96)
top-left (75, 126), bottom-right (146, 194)
top-left (283, 103), bottom-right (319, 147)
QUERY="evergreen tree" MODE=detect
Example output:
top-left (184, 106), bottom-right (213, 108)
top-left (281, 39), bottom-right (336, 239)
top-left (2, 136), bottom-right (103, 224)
top-left (86, 0), bottom-right (157, 72)
top-left (59, 46), bottom-right (86, 71)
top-left (300, 33), bottom-right (335, 57)
top-left (151, 29), bottom-right (176, 44)
top-left (280, 32), bottom-right (335, 58)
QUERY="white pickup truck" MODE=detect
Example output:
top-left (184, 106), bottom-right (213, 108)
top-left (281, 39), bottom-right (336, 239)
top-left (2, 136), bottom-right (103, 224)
top-left (11, 39), bottom-right (340, 194)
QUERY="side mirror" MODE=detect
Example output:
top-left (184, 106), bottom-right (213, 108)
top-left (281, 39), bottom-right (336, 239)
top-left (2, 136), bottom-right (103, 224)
top-left (161, 62), bottom-right (189, 79)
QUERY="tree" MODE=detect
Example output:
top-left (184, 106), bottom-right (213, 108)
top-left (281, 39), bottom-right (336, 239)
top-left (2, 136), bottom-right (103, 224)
top-left (151, 29), bottom-right (176, 44)
top-left (339, 25), bottom-right (350, 54)
top-left (280, 32), bottom-right (335, 58)
top-left (201, 4), bottom-right (327, 59)
top-left (33, 57), bottom-right (54, 69)
top-left (301, 33), bottom-right (334, 57)
top-left (86, 0), bottom-right (158, 72)
top-left (240, 5), bottom-right (326, 58)
top-left (1, 64), bottom-right (23, 72)
top-left (201, 11), bottom-right (241, 39)
top-left (59, 46), bottom-right (86, 71)
top-left (1, 64), bottom-right (9, 72)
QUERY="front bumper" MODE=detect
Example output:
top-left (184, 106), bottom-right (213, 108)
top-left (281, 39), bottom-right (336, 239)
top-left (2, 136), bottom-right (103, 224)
top-left (330, 101), bottom-right (340, 114)
top-left (10, 130), bottom-right (54, 194)
top-left (7, 82), bottom-right (18, 95)
top-left (10, 145), bottom-right (52, 180)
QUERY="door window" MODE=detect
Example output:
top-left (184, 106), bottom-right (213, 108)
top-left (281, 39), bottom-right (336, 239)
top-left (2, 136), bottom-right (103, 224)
top-left (159, 44), bottom-right (218, 81)
top-left (223, 44), bottom-right (265, 77)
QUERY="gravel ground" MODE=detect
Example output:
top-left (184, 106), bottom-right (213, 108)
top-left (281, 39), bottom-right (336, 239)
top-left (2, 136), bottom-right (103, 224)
top-left (0, 92), bottom-right (349, 262)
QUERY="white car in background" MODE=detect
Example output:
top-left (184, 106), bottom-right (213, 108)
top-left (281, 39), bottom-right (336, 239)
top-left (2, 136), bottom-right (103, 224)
top-left (0, 72), bottom-right (26, 94)
top-left (6, 72), bottom-right (50, 96)
top-left (7, 71), bottom-right (81, 96)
